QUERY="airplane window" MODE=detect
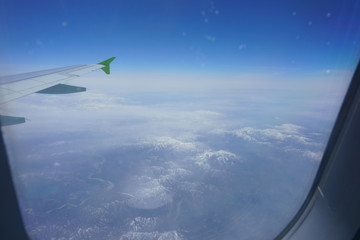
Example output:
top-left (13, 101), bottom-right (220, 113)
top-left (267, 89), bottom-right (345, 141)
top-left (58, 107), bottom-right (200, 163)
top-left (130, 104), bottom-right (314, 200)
top-left (1, 0), bottom-right (360, 239)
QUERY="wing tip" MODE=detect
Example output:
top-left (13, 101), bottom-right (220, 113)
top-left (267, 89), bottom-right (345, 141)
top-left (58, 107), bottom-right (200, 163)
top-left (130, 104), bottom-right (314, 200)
top-left (98, 57), bottom-right (116, 75)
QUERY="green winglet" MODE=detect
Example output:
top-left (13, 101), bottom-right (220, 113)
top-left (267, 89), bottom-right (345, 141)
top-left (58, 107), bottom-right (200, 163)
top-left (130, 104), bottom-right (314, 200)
top-left (98, 57), bottom-right (116, 74)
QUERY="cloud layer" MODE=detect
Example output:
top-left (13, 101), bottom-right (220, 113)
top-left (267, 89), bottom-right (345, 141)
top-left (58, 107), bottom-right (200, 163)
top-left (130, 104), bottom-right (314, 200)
top-left (1, 72), bottom-right (340, 239)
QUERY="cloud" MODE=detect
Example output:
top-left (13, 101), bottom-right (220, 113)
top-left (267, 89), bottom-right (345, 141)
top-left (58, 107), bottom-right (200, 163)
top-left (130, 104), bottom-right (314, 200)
top-left (194, 150), bottom-right (239, 170)
top-left (157, 167), bottom-right (191, 185)
top-left (209, 123), bottom-right (329, 162)
top-left (128, 216), bottom-right (159, 232)
top-left (228, 124), bottom-right (313, 145)
top-left (303, 150), bottom-right (323, 161)
top-left (124, 177), bottom-right (172, 210)
top-left (282, 147), bottom-right (323, 161)
top-left (76, 93), bottom-right (127, 110)
top-left (238, 44), bottom-right (247, 50)
top-left (47, 140), bottom-right (67, 146)
top-left (61, 21), bottom-right (68, 27)
top-left (142, 136), bottom-right (201, 152)
top-left (274, 123), bottom-right (304, 134)
top-left (211, 123), bottom-right (325, 160)
top-left (119, 135), bottom-right (240, 215)
top-left (120, 231), bottom-right (183, 240)
top-left (205, 35), bottom-right (216, 41)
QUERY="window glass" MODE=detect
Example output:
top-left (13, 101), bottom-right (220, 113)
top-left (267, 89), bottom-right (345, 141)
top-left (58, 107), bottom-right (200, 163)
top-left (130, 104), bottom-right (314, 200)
top-left (1, 1), bottom-right (360, 239)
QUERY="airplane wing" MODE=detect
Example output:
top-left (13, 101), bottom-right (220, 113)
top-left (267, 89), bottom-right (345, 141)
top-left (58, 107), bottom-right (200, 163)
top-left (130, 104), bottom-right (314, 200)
top-left (0, 57), bottom-right (115, 126)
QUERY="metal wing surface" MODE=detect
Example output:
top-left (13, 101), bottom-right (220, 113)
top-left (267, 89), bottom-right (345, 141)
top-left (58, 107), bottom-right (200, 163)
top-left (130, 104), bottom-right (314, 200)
top-left (0, 57), bottom-right (115, 125)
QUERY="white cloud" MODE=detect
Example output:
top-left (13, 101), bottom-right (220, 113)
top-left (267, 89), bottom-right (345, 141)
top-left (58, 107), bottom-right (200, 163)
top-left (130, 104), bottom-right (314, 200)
top-left (205, 35), bottom-right (216, 41)
top-left (274, 123), bottom-right (304, 134)
top-left (231, 124), bottom-right (312, 145)
top-left (303, 150), bottom-right (323, 161)
top-left (61, 21), bottom-right (68, 27)
top-left (124, 177), bottom-right (172, 210)
top-left (258, 124), bottom-right (312, 144)
top-left (76, 93), bottom-right (127, 110)
top-left (195, 150), bottom-right (239, 170)
top-left (143, 136), bottom-right (200, 152)
top-left (128, 216), bottom-right (159, 232)
top-left (282, 147), bottom-right (324, 161)
top-left (239, 44), bottom-right (247, 50)
top-left (120, 231), bottom-right (183, 240)
top-left (158, 167), bottom-right (191, 184)
top-left (47, 140), bottom-right (67, 147)
top-left (232, 127), bottom-right (258, 142)
top-left (2, 66), bottom-right (342, 240)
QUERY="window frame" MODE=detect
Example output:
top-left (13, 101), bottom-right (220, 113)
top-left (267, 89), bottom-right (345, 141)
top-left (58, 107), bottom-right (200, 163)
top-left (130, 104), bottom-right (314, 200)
top-left (275, 60), bottom-right (360, 240)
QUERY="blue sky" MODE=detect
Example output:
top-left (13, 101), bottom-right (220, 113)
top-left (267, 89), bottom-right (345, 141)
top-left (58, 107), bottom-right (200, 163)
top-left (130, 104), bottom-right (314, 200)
top-left (1, 0), bottom-right (360, 74)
